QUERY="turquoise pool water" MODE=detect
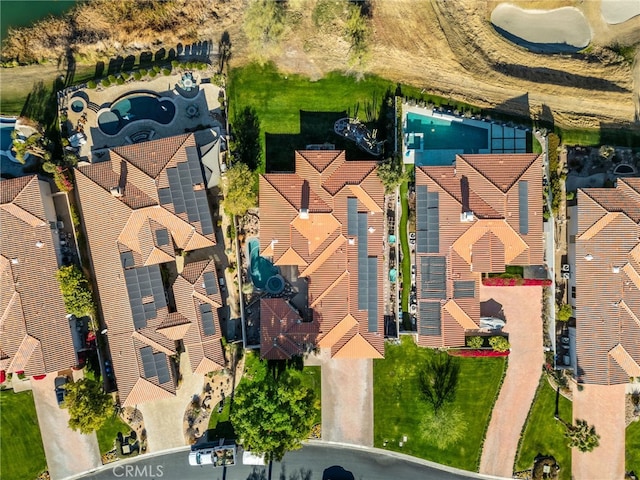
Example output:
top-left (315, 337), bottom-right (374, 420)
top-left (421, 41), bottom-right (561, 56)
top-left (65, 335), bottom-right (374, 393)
top-left (406, 112), bottom-right (489, 166)
top-left (248, 238), bottom-right (279, 290)
top-left (98, 95), bottom-right (175, 136)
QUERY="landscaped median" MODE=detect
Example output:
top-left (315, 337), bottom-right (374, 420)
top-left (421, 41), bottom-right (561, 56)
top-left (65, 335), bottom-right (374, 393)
top-left (373, 337), bottom-right (506, 472)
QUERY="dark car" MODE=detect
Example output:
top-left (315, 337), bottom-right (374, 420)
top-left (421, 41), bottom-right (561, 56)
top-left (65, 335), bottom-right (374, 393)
top-left (54, 376), bottom-right (69, 406)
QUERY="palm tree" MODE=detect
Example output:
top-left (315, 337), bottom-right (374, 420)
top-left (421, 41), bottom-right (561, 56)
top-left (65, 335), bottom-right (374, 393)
top-left (564, 419), bottom-right (600, 452)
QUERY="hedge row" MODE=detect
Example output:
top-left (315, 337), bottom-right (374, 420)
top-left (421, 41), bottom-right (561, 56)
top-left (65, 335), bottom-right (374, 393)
top-left (482, 277), bottom-right (552, 287)
top-left (448, 349), bottom-right (510, 357)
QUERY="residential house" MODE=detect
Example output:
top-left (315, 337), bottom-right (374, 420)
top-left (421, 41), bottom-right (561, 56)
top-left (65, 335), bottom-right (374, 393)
top-left (74, 133), bottom-right (225, 406)
top-left (259, 151), bottom-right (385, 359)
top-left (0, 175), bottom-right (76, 378)
top-left (414, 153), bottom-right (543, 347)
top-left (568, 178), bottom-right (640, 384)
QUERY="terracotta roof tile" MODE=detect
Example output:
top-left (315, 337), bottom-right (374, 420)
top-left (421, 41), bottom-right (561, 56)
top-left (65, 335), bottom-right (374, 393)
top-left (291, 213), bottom-right (341, 255)
top-left (349, 185), bottom-right (383, 213)
top-left (609, 344), bottom-right (640, 377)
top-left (297, 150), bottom-right (343, 173)
top-left (274, 247), bottom-right (308, 267)
top-left (322, 161), bottom-right (377, 195)
top-left (262, 175), bottom-right (331, 213)
top-left (317, 313), bottom-right (357, 348)
top-left (260, 298), bottom-right (317, 360)
top-left (333, 333), bottom-right (383, 359)
top-left (444, 300), bottom-right (478, 330)
top-left (458, 153), bottom-right (539, 193)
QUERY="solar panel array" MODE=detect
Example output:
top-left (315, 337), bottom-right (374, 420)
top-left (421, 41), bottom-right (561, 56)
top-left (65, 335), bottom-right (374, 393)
top-left (139, 346), bottom-right (171, 384)
top-left (357, 212), bottom-right (369, 310)
top-left (416, 185), bottom-right (439, 254)
top-left (347, 197), bottom-right (358, 236)
top-left (420, 256), bottom-right (446, 299)
top-left (419, 301), bottom-right (441, 336)
top-left (159, 148), bottom-right (214, 235)
top-left (367, 257), bottom-right (378, 333)
top-left (155, 228), bottom-right (170, 246)
top-left (519, 181), bottom-right (528, 234)
top-left (120, 251), bottom-right (134, 269)
top-left (202, 271), bottom-right (217, 295)
top-left (199, 303), bottom-right (216, 336)
top-left (125, 265), bottom-right (167, 330)
top-left (454, 280), bottom-right (475, 299)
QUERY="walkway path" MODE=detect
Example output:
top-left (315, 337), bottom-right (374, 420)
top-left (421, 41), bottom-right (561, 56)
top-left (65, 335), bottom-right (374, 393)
top-left (317, 349), bottom-right (374, 447)
top-left (479, 286), bottom-right (544, 478)
top-left (572, 383), bottom-right (626, 480)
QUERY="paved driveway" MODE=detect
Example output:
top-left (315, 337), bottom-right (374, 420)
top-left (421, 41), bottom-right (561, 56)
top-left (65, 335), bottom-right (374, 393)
top-left (479, 286), bottom-right (544, 478)
top-left (317, 349), bottom-right (374, 446)
top-left (572, 383), bottom-right (626, 480)
top-left (31, 373), bottom-right (101, 480)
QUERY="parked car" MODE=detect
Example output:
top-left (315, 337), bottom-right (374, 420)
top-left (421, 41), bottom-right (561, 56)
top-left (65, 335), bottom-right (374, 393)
top-left (54, 376), bottom-right (69, 406)
top-left (479, 317), bottom-right (506, 331)
top-left (409, 232), bottom-right (416, 246)
top-left (189, 448), bottom-right (215, 466)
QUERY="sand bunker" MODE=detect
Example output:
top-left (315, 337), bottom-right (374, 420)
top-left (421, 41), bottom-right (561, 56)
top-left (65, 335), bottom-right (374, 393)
top-left (491, 3), bottom-right (591, 53)
top-left (600, 0), bottom-right (640, 24)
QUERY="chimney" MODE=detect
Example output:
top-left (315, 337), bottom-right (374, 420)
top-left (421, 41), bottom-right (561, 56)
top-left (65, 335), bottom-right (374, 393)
top-left (299, 180), bottom-right (310, 219)
top-left (110, 186), bottom-right (123, 197)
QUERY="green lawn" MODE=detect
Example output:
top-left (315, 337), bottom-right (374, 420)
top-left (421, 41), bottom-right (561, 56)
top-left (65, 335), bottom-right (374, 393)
top-left (515, 377), bottom-right (572, 479)
top-left (557, 126), bottom-right (640, 148)
top-left (0, 389), bottom-right (47, 480)
top-left (532, 136), bottom-right (542, 154)
top-left (96, 414), bottom-right (130, 455)
top-left (627, 419), bottom-right (640, 475)
top-left (373, 337), bottom-right (506, 471)
top-left (399, 180), bottom-right (411, 324)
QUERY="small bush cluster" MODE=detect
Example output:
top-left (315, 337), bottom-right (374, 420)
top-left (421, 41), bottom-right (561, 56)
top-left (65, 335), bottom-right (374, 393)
top-left (482, 277), bottom-right (552, 287)
top-left (448, 349), bottom-right (509, 358)
top-left (54, 166), bottom-right (73, 192)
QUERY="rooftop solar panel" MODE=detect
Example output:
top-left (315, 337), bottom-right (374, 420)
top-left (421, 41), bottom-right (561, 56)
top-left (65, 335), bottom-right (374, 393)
top-left (125, 265), bottom-right (166, 328)
top-left (358, 213), bottom-right (368, 310)
top-left (158, 188), bottom-right (172, 205)
top-left (347, 197), bottom-right (358, 236)
top-left (154, 352), bottom-right (171, 384)
top-left (519, 181), bottom-right (529, 235)
top-left (368, 257), bottom-right (378, 332)
top-left (454, 280), bottom-right (475, 299)
top-left (419, 301), bottom-right (441, 336)
top-left (200, 303), bottom-right (216, 336)
top-left (120, 251), bottom-right (134, 269)
top-left (155, 228), bottom-right (169, 246)
top-left (420, 256), bottom-right (446, 299)
top-left (416, 186), bottom-right (439, 254)
top-left (202, 271), bottom-right (217, 295)
top-left (140, 346), bottom-right (156, 378)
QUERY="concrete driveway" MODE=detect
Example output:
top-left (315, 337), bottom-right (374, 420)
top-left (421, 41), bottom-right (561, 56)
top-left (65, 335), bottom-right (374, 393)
top-left (317, 349), bottom-right (373, 447)
top-left (479, 285), bottom-right (544, 478)
top-left (31, 372), bottom-right (101, 480)
top-left (572, 383), bottom-right (626, 480)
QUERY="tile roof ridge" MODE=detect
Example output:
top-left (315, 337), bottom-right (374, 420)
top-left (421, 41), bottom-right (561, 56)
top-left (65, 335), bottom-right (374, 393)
top-left (608, 343), bottom-right (640, 377)
top-left (131, 330), bottom-right (175, 356)
top-left (578, 212), bottom-right (621, 241)
top-left (321, 161), bottom-right (377, 195)
top-left (296, 150), bottom-right (343, 173)
top-left (0, 175), bottom-right (37, 205)
top-left (261, 173), bottom-right (305, 212)
top-left (123, 377), bottom-right (174, 407)
top-left (310, 271), bottom-right (349, 308)
top-left (458, 153), bottom-right (538, 193)
top-left (300, 234), bottom-right (346, 277)
top-left (444, 299), bottom-right (478, 330)
top-left (332, 332), bottom-right (383, 359)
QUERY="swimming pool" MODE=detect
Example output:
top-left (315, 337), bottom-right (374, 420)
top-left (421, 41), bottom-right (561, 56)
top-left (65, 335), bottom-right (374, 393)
top-left (247, 238), bottom-right (279, 290)
top-left (0, 118), bottom-right (16, 162)
top-left (98, 95), bottom-right (175, 136)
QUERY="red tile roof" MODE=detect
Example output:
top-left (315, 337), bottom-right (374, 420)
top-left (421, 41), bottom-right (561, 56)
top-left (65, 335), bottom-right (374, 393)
top-left (574, 178), bottom-right (640, 385)
top-left (75, 134), bottom-right (222, 405)
top-left (415, 154), bottom-right (543, 347)
top-left (260, 298), bottom-right (318, 360)
top-left (0, 176), bottom-right (76, 376)
top-left (259, 150), bottom-right (385, 359)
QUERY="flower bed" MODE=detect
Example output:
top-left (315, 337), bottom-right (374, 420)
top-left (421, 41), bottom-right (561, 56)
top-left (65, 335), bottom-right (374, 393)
top-left (448, 349), bottom-right (510, 357)
top-left (482, 277), bottom-right (551, 287)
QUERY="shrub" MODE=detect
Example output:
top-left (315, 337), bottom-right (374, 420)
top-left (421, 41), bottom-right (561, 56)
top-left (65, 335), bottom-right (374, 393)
top-left (54, 167), bottom-right (74, 192)
top-left (466, 336), bottom-right (484, 349)
top-left (162, 68), bottom-right (171, 76)
top-left (139, 68), bottom-right (148, 76)
top-left (556, 303), bottom-right (573, 321)
top-left (108, 74), bottom-right (116, 83)
top-left (87, 80), bottom-right (97, 89)
top-left (448, 349), bottom-right (509, 357)
top-left (171, 59), bottom-right (180, 68)
top-left (116, 76), bottom-right (125, 85)
top-left (152, 65), bottom-right (161, 72)
top-left (121, 72), bottom-right (130, 80)
top-left (56, 265), bottom-right (95, 317)
top-left (566, 191), bottom-right (575, 201)
top-left (148, 69), bottom-right (157, 78)
top-left (42, 161), bottom-right (57, 174)
top-left (196, 62), bottom-right (207, 70)
top-left (101, 78), bottom-right (111, 87)
top-left (489, 336), bottom-right (510, 353)
top-left (133, 71), bottom-right (142, 80)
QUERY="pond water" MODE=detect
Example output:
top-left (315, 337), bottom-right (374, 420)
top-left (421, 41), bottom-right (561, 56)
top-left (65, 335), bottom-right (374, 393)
top-left (0, 0), bottom-right (77, 43)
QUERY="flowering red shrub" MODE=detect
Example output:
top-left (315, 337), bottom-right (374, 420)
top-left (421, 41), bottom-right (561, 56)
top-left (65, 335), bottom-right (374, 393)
top-left (33, 374), bottom-right (47, 380)
top-left (448, 349), bottom-right (510, 357)
top-left (54, 166), bottom-right (74, 192)
top-left (482, 277), bottom-right (551, 287)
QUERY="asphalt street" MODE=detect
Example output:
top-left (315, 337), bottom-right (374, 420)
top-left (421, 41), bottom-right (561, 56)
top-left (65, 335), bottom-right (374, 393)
top-left (77, 443), bottom-right (497, 480)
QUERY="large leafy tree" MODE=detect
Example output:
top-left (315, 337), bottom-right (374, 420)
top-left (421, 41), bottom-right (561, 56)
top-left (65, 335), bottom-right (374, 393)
top-left (565, 419), bottom-right (600, 452)
top-left (64, 378), bottom-right (113, 434)
top-left (230, 106), bottom-right (262, 171)
top-left (418, 353), bottom-right (460, 412)
top-left (11, 130), bottom-right (51, 164)
top-left (56, 265), bottom-right (95, 318)
top-left (230, 371), bottom-right (317, 462)
top-left (223, 162), bottom-right (257, 217)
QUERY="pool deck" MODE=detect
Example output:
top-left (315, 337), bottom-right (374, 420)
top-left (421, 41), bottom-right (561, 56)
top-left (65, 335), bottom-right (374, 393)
top-left (402, 103), bottom-right (529, 165)
top-left (59, 71), bottom-right (225, 161)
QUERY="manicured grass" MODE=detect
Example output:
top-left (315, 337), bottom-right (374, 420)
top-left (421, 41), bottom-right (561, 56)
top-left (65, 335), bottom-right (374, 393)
top-left (515, 377), bottom-right (572, 479)
top-left (0, 389), bottom-right (47, 479)
top-left (96, 414), bottom-right (130, 455)
top-left (557, 126), bottom-right (640, 148)
top-left (399, 180), bottom-right (410, 318)
top-left (373, 337), bottom-right (506, 471)
top-left (627, 419), bottom-right (640, 475)
top-left (532, 136), bottom-right (542, 154)
top-left (207, 396), bottom-right (235, 440)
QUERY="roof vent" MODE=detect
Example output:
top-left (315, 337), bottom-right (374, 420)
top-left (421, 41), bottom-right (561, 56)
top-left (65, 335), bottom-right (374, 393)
top-left (612, 266), bottom-right (620, 273)
top-left (35, 241), bottom-right (44, 248)
top-left (110, 186), bottom-right (123, 197)
top-left (460, 211), bottom-right (475, 222)
top-left (10, 258), bottom-right (18, 265)
top-left (348, 238), bottom-right (355, 245)
top-left (584, 254), bottom-right (593, 261)
top-left (368, 226), bottom-right (375, 233)
top-left (299, 208), bottom-right (309, 219)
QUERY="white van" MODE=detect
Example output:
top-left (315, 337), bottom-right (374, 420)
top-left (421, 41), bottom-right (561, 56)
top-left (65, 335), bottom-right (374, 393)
top-left (189, 448), bottom-right (215, 466)
top-left (242, 451), bottom-right (265, 466)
